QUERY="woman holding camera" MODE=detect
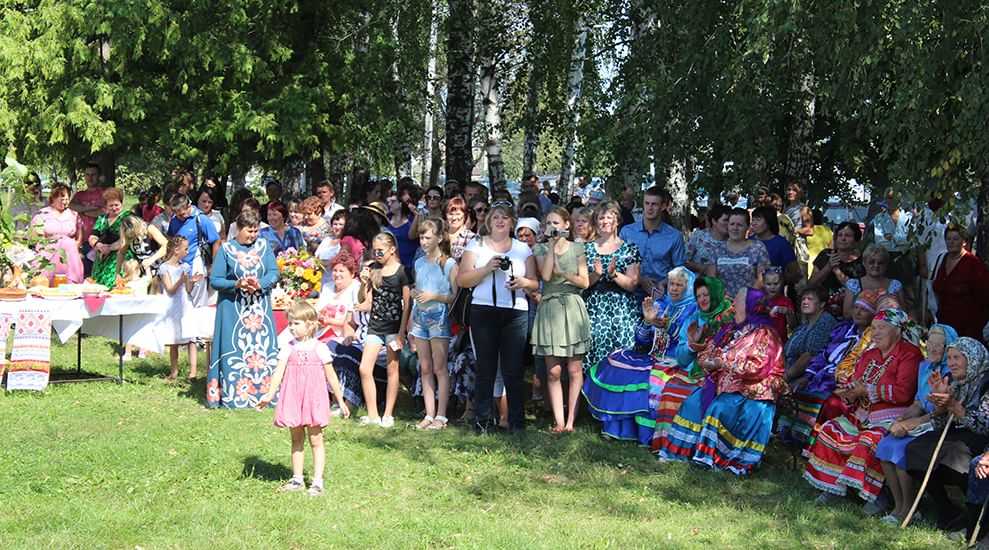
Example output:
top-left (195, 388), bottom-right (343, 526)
top-left (458, 203), bottom-right (539, 435)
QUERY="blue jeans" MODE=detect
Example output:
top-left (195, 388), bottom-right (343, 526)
top-left (469, 305), bottom-right (528, 428)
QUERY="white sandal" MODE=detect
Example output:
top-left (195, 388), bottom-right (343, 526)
top-left (427, 416), bottom-right (448, 430)
top-left (414, 415), bottom-right (434, 430)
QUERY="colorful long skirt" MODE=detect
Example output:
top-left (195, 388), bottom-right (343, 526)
top-left (650, 369), bottom-right (704, 454)
top-left (656, 389), bottom-right (775, 475)
top-left (583, 350), bottom-right (654, 446)
top-left (803, 414), bottom-right (892, 502)
top-left (776, 389), bottom-right (829, 449)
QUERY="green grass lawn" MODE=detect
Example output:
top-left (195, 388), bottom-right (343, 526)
top-left (0, 335), bottom-right (959, 549)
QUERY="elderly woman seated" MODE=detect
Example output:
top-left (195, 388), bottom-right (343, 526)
top-left (872, 324), bottom-right (957, 524)
top-left (902, 337), bottom-right (989, 530)
top-left (776, 290), bottom-right (879, 449)
top-left (583, 267), bottom-right (697, 446)
top-left (650, 276), bottom-right (735, 454)
top-left (804, 308), bottom-right (923, 510)
top-left (654, 287), bottom-right (786, 474)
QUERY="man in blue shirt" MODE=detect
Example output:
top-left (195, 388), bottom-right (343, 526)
top-left (167, 193), bottom-right (221, 307)
top-left (619, 186), bottom-right (686, 297)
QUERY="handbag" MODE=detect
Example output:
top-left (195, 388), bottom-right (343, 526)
top-left (195, 214), bottom-right (213, 266)
top-left (449, 286), bottom-right (473, 326)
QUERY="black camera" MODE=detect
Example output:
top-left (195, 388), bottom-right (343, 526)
top-left (547, 229), bottom-right (570, 239)
top-left (497, 256), bottom-right (512, 271)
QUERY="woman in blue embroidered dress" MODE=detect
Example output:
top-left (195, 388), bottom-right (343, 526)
top-left (207, 211), bottom-right (280, 409)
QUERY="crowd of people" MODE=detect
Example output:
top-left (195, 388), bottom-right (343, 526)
top-left (17, 165), bottom-right (989, 534)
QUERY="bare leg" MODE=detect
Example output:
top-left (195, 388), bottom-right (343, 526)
top-left (895, 467), bottom-right (917, 518)
top-left (308, 427), bottom-right (325, 484)
top-left (565, 355), bottom-right (584, 429)
top-left (432, 338), bottom-right (451, 425)
top-left (167, 345), bottom-right (179, 380)
top-left (545, 356), bottom-right (565, 429)
top-left (416, 337), bottom-right (435, 427)
top-left (187, 341), bottom-right (198, 378)
top-left (881, 461), bottom-right (904, 517)
top-left (383, 347), bottom-right (400, 418)
top-left (358, 342), bottom-right (384, 419)
top-left (289, 427), bottom-right (306, 479)
top-left (497, 395), bottom-right (509, 428)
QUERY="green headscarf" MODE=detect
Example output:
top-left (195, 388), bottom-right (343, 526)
top-left (697, 276), bottom-right (731, 323)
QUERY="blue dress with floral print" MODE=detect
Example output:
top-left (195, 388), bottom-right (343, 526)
top-left (207, 238), bottom-right (280, 409)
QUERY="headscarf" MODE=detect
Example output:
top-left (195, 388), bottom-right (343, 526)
top-left (854, 288), bottom-right (880, 314)
top-left (873, 307), bottom-right (921, 346)
top-left (926, 323), bottom-right (959, 371)
top-left (697, 276), bottom-right (731, 324)
top-left (947, 337), bottom-right (989, 409)
top-left (713, 287), bottom-right (773, 347)
top-left (663, 266), bottom-right (697, 311)
top-left (742, 287), bottom-right (774, 326)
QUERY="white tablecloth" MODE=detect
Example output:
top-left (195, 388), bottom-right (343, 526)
top-left (0, 295), bottom-right (172, 352)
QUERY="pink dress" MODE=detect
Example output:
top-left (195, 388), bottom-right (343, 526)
top-left (32, 206), bottom-right (84, 283)
top-left (273, 339), bottom-right (332, 428)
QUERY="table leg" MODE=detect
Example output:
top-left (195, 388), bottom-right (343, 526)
top-left (117, 315), bottom-right (123, 384)
top-left (76, 332), bottom-right (82, 373)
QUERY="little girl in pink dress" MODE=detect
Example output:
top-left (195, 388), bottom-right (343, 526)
top-left (257, 301), bottom-right (350, 496)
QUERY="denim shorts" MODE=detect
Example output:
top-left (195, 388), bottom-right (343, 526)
top-left (365, 333), bottom-right (398, 347)
top-left (410, 306), bottom-right (450, 340)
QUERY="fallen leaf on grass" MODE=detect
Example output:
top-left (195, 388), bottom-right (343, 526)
top-left (539, 474), bottom-right (567, 484)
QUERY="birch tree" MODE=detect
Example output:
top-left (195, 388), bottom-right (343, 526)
top-left (558, 11), bottom-right (589, 201)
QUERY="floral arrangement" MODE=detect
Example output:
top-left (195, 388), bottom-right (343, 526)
top-left (1, 154), bottom-right (60, 287)
top-left (275, 247), bottom-right (323, 300)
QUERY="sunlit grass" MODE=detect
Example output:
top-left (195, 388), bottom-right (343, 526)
top-left (0, 335), bottom-right (956, 548)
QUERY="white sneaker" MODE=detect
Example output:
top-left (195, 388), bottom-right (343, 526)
top-left (379, 415), bottom-right (395, 428)
top-left (358, 415), bottom-right (381, 426)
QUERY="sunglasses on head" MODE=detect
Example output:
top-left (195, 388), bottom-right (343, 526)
top-left (762, 266), bottom-right (784, 276)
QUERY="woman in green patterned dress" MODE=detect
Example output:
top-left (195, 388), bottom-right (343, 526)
top-left (532, 207), bottom-right (591, 432)
top-left (87, 187), bottom-right (132, 287)
top-left (583, 201), bottom-right (641, 371)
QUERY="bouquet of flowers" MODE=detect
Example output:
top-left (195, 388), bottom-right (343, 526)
top-left (275, 247), bottom-right (323, 300)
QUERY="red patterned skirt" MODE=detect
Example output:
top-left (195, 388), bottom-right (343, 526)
top-left (803, 410), bottom-right (902, 502)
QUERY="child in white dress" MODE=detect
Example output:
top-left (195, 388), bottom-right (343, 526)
top-left (158, 236), bottom-right (203, 380)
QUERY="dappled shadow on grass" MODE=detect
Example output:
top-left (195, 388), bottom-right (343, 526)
top-left (241, 455), bottom-right (292, 481)
top-left (342, 422), bottom-right (947, 547)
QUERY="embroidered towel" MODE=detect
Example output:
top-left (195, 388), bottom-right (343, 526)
top-left (6, 308), bottom-right (52, 391)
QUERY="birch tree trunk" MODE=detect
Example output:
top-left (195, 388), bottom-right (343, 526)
top-left (480, 58), bottom-right (505, 189)
top-left (666, 159), bottom-right (690, 231)
top-left (421, 2), bottom-right (439, 186)
top-left (444, 0), bottom-right (476, 185)
top-left (522, 66), bottom-right (541, 177)
top-left (559, 14), bottom-right (589, 202)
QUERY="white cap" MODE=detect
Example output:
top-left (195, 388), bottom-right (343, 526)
top-left (515, 217), bottom-right (540, 235)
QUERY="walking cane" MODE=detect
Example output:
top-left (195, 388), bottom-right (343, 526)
top-left (901, 413), bottom-right (955, 528)
top-left (969, 490), bottom-right (989, 546)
